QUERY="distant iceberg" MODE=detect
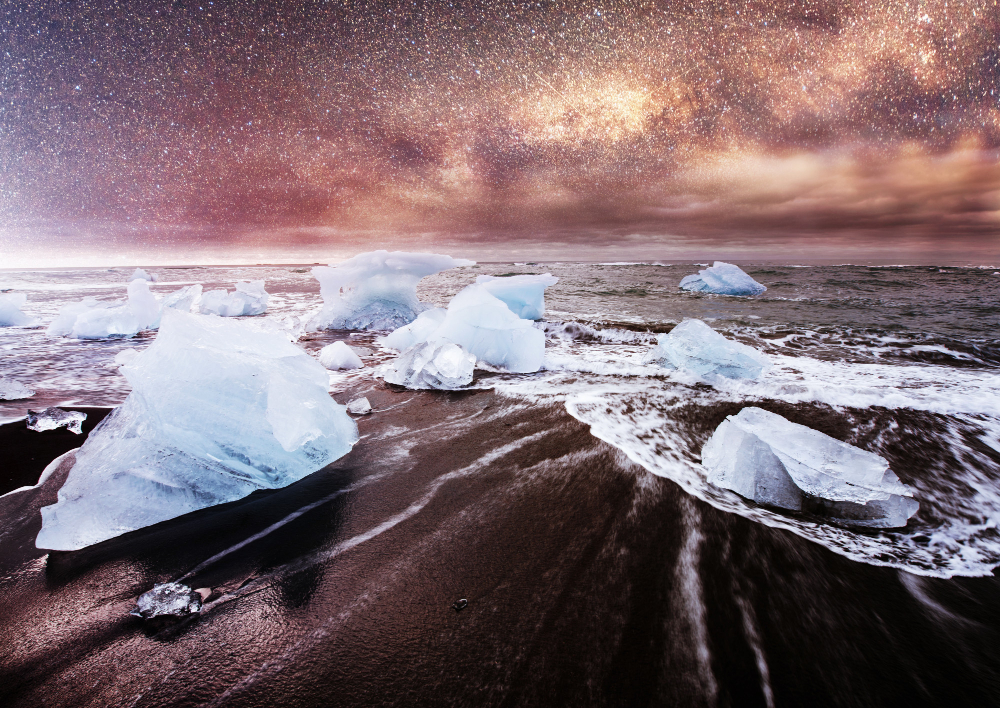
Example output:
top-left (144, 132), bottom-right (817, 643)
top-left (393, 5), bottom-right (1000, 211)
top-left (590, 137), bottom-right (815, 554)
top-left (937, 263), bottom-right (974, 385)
top-left (679, 262), bottom-right (766, 296)
top-left (36, 310), bottom-right (359, 551)
top-left (199, 280), bottom-right (268, 317)
top-left (307, 251), bottom-right (474, 331)
top-left (0, 293), bottom-right (38, 327)
top-left (48, 280), bottom-right (161, 339)
top-left (384, 340), bottom-right (476, 390)
top-left (702, 407), bottom-right (919, 528)
top-left (648, 319), bottom-right (770, 379)
top-left (475, 273), bottom-right (558, 320)
top-left (317, 341), bottom-right (363, 370)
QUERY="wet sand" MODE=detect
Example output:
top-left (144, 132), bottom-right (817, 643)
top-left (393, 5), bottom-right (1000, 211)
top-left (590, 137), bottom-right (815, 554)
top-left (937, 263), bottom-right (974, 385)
top-left (1, 381), bottom-right (999, 707)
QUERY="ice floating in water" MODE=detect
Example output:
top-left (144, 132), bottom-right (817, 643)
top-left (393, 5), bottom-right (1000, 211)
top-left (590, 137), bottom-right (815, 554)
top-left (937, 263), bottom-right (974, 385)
top-left (129, 268), bottom-right (157, 282)
top-left (114, 348), bottom-right (140, 368)
top-left (35, 310), bottom-right (359, 551)
top-left (0, 376), bottom-right (34, 400)
top-left (162, 284), bottom-right (203, 312)
top-left (702, 407), bottom-right (919, 528)
top-left (648, 319), bottom-right (771, 379)
top-left (26, 408), bottom-right (87, 434)
top-left (679, 262), bottom-right (766, 296)
top-left (199, 281), bottom-right (269, 317)
top-left (307, 250), bottom-right (474, 331)
top-left (346, 397), bottom-right (372, 415)
top-left (475, 273), bottom-right (558, 320)
top-left (47, 281), bottom-right (161, 339)
top-left (0, 293), bottom-right (38, 326)
top-left (379, 308), bottom-right (447, 351)
top-left (132, 583), bottom-right (201, 619)
top-left (317, 341), bottom-right (363, 370)
top-left (383, 341), bottom-right (476, 390)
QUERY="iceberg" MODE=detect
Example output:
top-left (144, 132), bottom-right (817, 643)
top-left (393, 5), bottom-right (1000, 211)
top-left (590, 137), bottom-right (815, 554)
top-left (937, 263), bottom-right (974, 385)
top-left (35, 310), bottom-right (359, 551)
top-left (475, 273), bottom-right (558, 320)
top-left (317, 341), bottom-right (364, 370)
top-left (130, 268), bottom-right (157, 282)
top-left (702, 407), bottom-right (919, 528)
top-left (0, 376), bottom-right (34, 400)
top-left (307, 250), bottom-right (474, 331)
top-left (199, 281), bottom-right (268, 317)
top-left (648, 319), bottom-right (771, 379)
top-left (0, 293), bottom-right (38, 326)
top-left (162, 284), bottom-right (203, 312)
top-left (48, 281), bottom-right (161, 339)
top-left (379, 308), bottom-right (447, 351)
top-left (26, 408), bottom-right (87, 434)
top-left (679, 262), bottom-right (766, 296)
top-left (383, 341), bottom-right (476, 390)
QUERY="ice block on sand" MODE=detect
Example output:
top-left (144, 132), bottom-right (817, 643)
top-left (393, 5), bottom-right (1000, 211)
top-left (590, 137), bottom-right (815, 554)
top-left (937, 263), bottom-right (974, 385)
top-left (679, 262), bottom-right (766, 296)
top-left (36, 310), bottom-right (359, 551)
top-left (318, 341), bottom-right (364, 370)
top-left (379, 308), bottom-right (447, 351)
top-left (383, 341), bottom-right (476, 390)
top-left (307, 251), bottom-right (474, 331)
top-left (648, 319), bottom-right (771, 379)
top-left (26, 408), bottom-right (87, 434)
top-left (702, 407), bottom-right (919, 528)
top-left (475, 273), bottom-right (558, 320)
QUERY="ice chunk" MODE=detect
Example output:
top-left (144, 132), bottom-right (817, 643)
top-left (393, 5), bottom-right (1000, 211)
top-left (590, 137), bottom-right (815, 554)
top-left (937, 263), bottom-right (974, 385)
top-left (702, 407), bottom-right (919, 528)
top-left (131, 582), bottom-right (201, 619)
top-left (48, 281), bottom-right (161, 340)
top-left (129, 268), bottom-right (157, 282)
top-left (199, 281), bottom-right (269, 317)
top-left (679, 262), bottom-right (766, 296)
top-left (35, 310), bottom-right (359, 551)
top-left (0, 293), bottom-right (38, 326)
top-left (307, 250), bottom-right (475, 331)
top-left (346, 397), bottom-right (372, 415)
top-left (380, 308), bottom-right (447, 351)
top-left (475, 273), bottom-right (558, 320)
top-left (114, 348), bottom-right (140, 367)
top-left (317, 341), bottom-right (363, 370)
top-left (47, 297), bottom-right (102, 336)
top-left (0, 376), bottom-right (34, 400)
top-left (26, 408), bottom-right (87, 434)
top-left (162, 283), bottom-right (203, 312)
top-left (649, 319), bottom-right (771, 379)
top-left (430, 284), bottom-right (545, 373)
top-left (383, 341), bottom-right (476, 390)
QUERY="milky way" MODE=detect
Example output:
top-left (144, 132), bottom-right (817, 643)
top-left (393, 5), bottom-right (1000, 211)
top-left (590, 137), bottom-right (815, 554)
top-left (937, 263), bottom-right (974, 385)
top-left (2, 1), bottom-right (999, 256)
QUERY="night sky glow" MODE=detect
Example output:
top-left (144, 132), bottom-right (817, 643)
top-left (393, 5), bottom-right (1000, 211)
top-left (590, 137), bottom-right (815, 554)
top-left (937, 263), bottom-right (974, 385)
top-left (2, 1), bottom-right (999, 264)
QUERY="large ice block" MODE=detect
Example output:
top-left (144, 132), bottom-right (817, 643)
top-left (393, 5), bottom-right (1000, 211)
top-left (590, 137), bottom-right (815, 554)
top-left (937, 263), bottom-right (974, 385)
top-left (702, 407), bottom-right (919, 528)
top-left (199, 281), bottom-right (269, 317)
top-left (36, 310), bottom-right (359, 551)
top-left (306, 251), bottom-right (474, 331)
top-left (0, 293), bottom-right (38, 327)
top-left (379, 308), bottom-right (447, 351)
top-left (475, 273), bottom-right (558, 320)
top-left (383, 340), bottom-right (476, 390)
top-left (649, 319), bottom-right (771, 379)
top-left (679, 262), bottom-right (766, 296)
top-left (49, 280), bottom-right (161, 340)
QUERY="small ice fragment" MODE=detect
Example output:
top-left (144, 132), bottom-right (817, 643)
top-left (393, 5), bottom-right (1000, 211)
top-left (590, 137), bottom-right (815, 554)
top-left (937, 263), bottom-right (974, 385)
top-left (129, 268), bottom-right (156, 282)
top-left (307, 250), bottom-right (475, 331)
top-left (26, 408), bottom-right (87, 434)
top-left (131, 582), bottom-right (201, 619)
top-left (199, 281), bottom-right (269, 317)
top-left (380, 308), bottom-right (447, 351)
top-left (453, 598), bottom-right (468, 611)
top-left (317, 341), bottom-right (364, 370)
top-left (679, 262), bottom-right (766, 296)
top-left (162, 283), bottom-right (203, 312)
top-left (384, 341), bottom-right (476, 390)
top-left (648, 319), bottom-right (771, 379)
top-left (702, 407), bottom-right (919, 528)
top-left (475, 273), bottom-right (558, 320)
top-left (0, 293), bottom-right (38, 326)
top-left (0, 376), bottom-right (35, 400)
top-left (346, 397), bottom-right (372, 415)
top-left (114, 348), bottom-right (140, 367)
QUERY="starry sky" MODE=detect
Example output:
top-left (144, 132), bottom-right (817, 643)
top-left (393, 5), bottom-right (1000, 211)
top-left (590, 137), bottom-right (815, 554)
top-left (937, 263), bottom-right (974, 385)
top-left (2, 0), bottom-right (999, 264)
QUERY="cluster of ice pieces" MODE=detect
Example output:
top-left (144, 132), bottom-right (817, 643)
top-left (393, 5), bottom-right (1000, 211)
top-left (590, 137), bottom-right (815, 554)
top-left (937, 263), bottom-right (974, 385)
top-left (680, 262), bottom-right (767, 296)
top-left (48, 280), bottom-right (160, 339)
top-left (702, 407), bottom-right (919, 528)
top-left (0, 376), bottom-right (34, 400)
top-left (26, 408), bottom-right (87, 434)
top-left (0, 293), bottom-right (38, 327)
top-left (384, 341), bottom-right (476, 390)
top-left (199, 281), bottom-right (269, 317)
top-left (648, 319), bottom-right (771, 379)
top-left (35, 310), bottom-right (359, 551)
top-left (475, 273), bottom-right (558, 320)
top-left (318, 341), bottom-right (364, 370)
top-left (307, 251), bottom-right (474, 331)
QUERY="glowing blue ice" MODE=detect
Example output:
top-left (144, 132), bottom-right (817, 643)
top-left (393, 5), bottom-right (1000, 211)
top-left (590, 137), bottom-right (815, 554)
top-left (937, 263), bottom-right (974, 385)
top-left (475, 273), bottom-right (558, 320)
top-left (679, 262), bottom-right (766, 296)
top-left (649, 319), bottom-right (770, 379)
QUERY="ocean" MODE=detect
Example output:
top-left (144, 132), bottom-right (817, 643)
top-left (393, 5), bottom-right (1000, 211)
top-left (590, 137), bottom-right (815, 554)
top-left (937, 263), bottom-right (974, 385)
top-left (1, 261), bottom-right (999, 706)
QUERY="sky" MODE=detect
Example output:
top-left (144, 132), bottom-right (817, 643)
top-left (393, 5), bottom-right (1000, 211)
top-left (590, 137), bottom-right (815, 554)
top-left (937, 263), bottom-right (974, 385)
top-left (2, 0), bottom-right (999, 265)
